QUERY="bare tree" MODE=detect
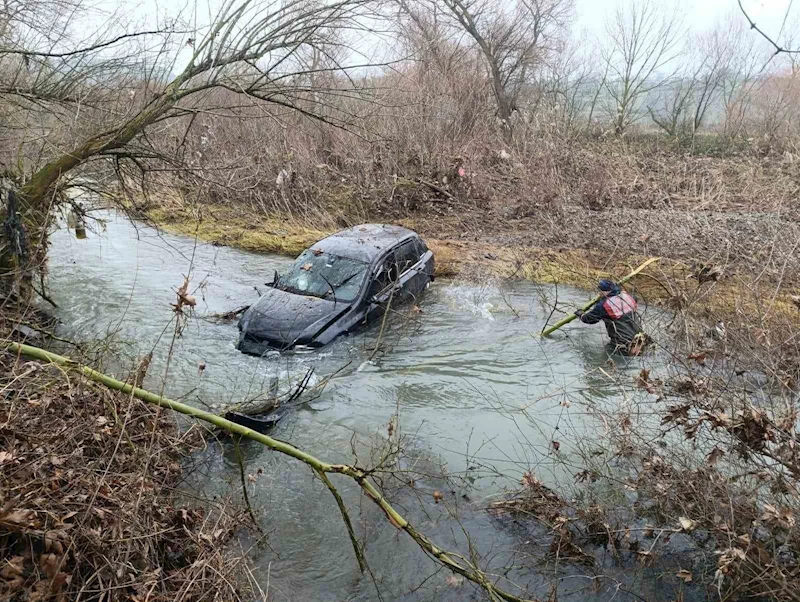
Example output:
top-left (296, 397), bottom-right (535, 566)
top-left (532, 34), bottom-right (594, 132)
top-left (647, 76), bottom-right (694, 139)
top-left (599, 0), bottom-right (683, 134)
top-left (647, 28), bottom-right (730, 142)
top-left (0, 0), bottom-right (378, 294)
top-left (402, 0), bottom-right (573, 141)
top-left (715, 17), bottom-right (768, 139)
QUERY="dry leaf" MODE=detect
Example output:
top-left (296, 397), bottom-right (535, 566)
top-left (0, 509), bottom-right (37, 529)
top-left (445, 574), bottom-right (463, 587)
top-left (300, 262), bottom-right (313, 271)
top-left (552, 440), bottom-right (560, 452)
top-left (676, 569), bottom-right (693, 583)
top-left (718, 547), bottom-right (747, 576)
top-left (761, 504), bottom-right (796, 529)
top-left (560, 398), bottom-right (571, 408)
top-left (688, 352), bottom-right (706, 365)
top-left (433, 490), bottom-right (443, 504)
top-left (710, 411), bottom-right (732, 428)
top-left (737, 533), bottom-right (751, 546)
top-left (679, 517), bottom-right (696, 531)
top-left (706, 447), bottom-right (724, 466)
top-left (59, 511), bottom-right (78, 524)
top-left (44, 532), bottom-right (65, 555)
top-left (39, 553), bottom-right (60, 579)
top-left (183, 294), bottom-right (197, 307)
top-left (411, 305), bottom-right (422, 313)
top-left (95, 416), bottom-right (109, 427)
top-left (312, 248), bottom-right (323, 256)
top-left (0, 451), bottom-right (13, 464)
top-left (198, 361), bottom-right (206, 376)
top-left (0, 556), bottom-right (25, 578)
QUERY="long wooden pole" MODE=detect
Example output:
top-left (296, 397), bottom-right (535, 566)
top-left (2, 341), bottom-right (535, 602)
top-left (540, 257), bottom-right (661, 337)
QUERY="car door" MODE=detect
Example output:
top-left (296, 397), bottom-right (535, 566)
top-left (364, 238), bottom-right (428, 324)
top-left (363, 250), bottom-right (400, 324)
top-left (393, 239), bottom-right (428, 301)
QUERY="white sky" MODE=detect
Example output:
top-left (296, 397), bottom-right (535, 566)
top-left (76, 0), bottom-right (800, 75)
top-left (119, 0), bottom-right (800, 39)
top-left (575, 0), bottom-right (798, 39)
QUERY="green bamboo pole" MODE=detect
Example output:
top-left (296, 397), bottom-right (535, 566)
top-left (540, 257), bottom-right (661, 337)
top-left (2, 340), bottom-right (534, 602)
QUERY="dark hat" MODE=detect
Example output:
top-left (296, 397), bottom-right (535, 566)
top-left (598, 279), bottom-right (619, 293)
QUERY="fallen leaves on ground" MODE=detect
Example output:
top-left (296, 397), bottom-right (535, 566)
top-left (0, 347), bottom-right (252, 602)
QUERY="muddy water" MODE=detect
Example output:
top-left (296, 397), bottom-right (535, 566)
top-left (47, 211), bottom-right (672, 601)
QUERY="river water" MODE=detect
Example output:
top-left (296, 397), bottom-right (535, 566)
top-left (47, 210), bottom-right (674, 602)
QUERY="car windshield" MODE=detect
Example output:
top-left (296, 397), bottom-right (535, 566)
top-left (277, 249), bottom-right (368, 302)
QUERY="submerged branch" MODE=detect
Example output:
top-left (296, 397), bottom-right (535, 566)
top-left (2, 341), bottom-right (536, 602)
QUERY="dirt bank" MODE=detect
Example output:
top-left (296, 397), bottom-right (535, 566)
top-left (144, 202), bottom-right (800, 324)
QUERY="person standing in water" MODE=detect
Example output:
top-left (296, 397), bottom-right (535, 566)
top-left (574, 279), bottom-right (649, 355)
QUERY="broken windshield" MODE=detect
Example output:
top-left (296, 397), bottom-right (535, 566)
top-left (277, 249), bottom-right (368, 302)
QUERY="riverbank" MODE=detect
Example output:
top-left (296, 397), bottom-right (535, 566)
top-left (145, 202), bottom-right (800, 326)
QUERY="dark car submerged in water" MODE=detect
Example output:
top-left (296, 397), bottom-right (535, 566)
top-left (236, 224), bottom-right (435, 354)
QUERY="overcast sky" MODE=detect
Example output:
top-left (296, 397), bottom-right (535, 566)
top-left (121, 0), bottom-right (799, 39)
top-left (90, 0), bottom-right (800, 75)
top-left (576, 0), bottom-right (797, 38)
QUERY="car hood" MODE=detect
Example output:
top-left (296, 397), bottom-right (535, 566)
top-left (238, 287), bottom-right (346, 347)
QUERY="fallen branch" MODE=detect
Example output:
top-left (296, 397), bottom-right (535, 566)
top-left (2, 340), bottom-right (536, 602)
top-left (203, 305), bottom-right (250, 322)
top-left (415, 178), bottom-right (457, 203)
top-left (540, 257), bottom-right (661, 337)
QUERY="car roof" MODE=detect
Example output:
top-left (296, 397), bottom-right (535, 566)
top-left (312, 224), bottom-right (417, 263)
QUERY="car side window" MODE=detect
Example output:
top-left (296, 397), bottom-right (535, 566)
top-left (369, 255), bottom-right (398, 299)
top-left (394, 240), bottom-right (420, 275)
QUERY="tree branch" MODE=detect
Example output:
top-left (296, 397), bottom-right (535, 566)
top-left (738, 0), bottom-right (800, 55)
top-left (3, 340), bottom-right (538, 602)
top-left (0, 29), bottom-right (184, 58)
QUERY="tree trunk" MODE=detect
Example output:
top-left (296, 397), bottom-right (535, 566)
top-left (2, 83), bottom-right (186, 292)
